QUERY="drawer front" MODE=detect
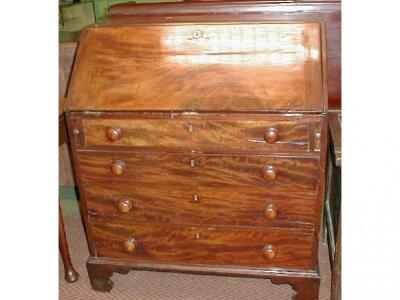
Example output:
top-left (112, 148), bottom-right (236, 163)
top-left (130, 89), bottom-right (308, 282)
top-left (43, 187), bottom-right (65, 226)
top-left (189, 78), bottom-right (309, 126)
top-left (84, 185), bottom-right (317, 228)
top-left (90, 221), bottom-right (315, 271)
top-left (80, 117), bottom-right (312, 153)
top-left (77, 152), bottom-right (320, 192)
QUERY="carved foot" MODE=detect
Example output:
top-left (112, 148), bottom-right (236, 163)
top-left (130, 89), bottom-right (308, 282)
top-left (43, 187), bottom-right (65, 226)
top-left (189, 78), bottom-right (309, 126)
top-left (291, 278), bottom-right (319, 300)
top-left (86, 260), bottom-right (129, 292)
top-left (271, 276), bottom-right (320, 300)
top-left (65, 268), bottom-right (79, 283)
top-left (87, 262), bottom-right (114, 292)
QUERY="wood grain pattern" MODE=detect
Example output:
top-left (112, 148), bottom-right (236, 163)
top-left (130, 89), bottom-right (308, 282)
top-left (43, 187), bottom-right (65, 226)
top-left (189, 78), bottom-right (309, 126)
top-left (67, 22), bottom-right (325, 112)
top-left (109, 0), bottom-right (340, 109)
top-left (83, 184), bottom-right (318, 228)
top-left (87, 256), bottom-right (320, 298)
top-left (81, 117), bottom-right (312, 153)
top-left (65, 9), bottom-right (329, 296)
top-left (76, 152), bottom-right (320, 192)
top-left (90, 221), bottom-right (315, 271)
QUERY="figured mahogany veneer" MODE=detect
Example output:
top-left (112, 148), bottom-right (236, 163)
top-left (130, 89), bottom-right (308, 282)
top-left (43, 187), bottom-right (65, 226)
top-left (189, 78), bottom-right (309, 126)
top-left (84, 184), bottom-right (318, 228)
top-left (90, 221), bottom-right (315, 271)
top-left (80, 117), bottom-right (313, 153)
top-left (66, 10), bottom-right (329, 299)
top-left (76, 152), bottom-right (319, 192)
top-left (67, 23), bottom-right (326, 112)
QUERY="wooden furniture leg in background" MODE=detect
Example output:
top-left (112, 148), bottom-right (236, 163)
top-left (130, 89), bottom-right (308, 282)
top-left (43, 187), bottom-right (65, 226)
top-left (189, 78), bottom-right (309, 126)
top-left (59, 204), bottom-right (79, 282)
top-left (59, 98), bottom-right (79, 282)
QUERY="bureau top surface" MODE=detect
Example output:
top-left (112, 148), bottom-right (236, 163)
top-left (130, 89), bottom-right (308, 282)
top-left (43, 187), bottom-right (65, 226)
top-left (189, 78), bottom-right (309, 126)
top-left (66, 20), bottom-right (327, 112)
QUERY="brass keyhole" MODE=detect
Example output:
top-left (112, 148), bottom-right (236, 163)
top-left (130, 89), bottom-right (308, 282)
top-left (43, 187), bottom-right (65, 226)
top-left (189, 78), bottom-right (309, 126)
top-left (188, 124), bottom-right (194, 133)
top-left (190, 159), bottom-right (196, 168)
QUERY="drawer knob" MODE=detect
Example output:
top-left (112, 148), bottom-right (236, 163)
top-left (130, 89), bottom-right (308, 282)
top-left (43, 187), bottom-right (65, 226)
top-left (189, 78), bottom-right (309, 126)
top-left (264, 128), bottom-right (279, 144)
top-left (264, 204), bottom-right (278, 220)
top-left (262, 165), bottom-right (278, 182)
top-left (123, 238), bottom-right (137, 253)
top-left (111, 160), bottom-right (126, 176)
top-left (106, 127), bottom-right (122, 141)
top-left (117, 199), bottom-right (133, 214)
top-left (262, 245), bottom-right (276, 260)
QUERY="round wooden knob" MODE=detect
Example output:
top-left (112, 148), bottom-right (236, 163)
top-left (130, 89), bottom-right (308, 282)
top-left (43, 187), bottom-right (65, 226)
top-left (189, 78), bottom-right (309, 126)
top-left (111, 160), bottom-right (126, 176)
top-left (123, 238), bottom-right (137, 253)
top-left (262, 165), bottom-right (278, 182)
top-left (262, 245), bottom-right (276, 260)
top-left (106, 127), bottom-right (122, 142)
top-left (117, 199), bottom-right (133, 214)
top-left (264, 128), bottom-right (279, 144)
top-left (264, 204), bottom-right (278, 220)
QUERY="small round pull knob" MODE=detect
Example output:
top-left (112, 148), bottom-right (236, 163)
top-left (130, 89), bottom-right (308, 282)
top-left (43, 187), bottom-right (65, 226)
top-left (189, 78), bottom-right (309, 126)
top-left (264, 128), bottom-right (279, 144)
top-left (106, 127), bottom-right (122, 141)
top-left (262, 245), bottom-right (276, 260)
top-left (262, 165), bottom-right (278, 182)
top-left (264, 204), bottom-right (278, 220)
top-left (117, 199), bottom-right (133, 214)
top-left (111, 160), bottom-right (126, 176)
top-left (123, 238), bottom-right (137, 253)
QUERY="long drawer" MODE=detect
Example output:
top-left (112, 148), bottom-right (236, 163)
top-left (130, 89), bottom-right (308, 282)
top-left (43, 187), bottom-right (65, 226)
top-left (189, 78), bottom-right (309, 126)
top-left (76, 152), bottom-right (320, 192)
top-left (84, 184), bottom-right (317, 228)
top-left (90, 221), bottom-right (315, 271)
top-left (78, 117), bottom-right (313, 153)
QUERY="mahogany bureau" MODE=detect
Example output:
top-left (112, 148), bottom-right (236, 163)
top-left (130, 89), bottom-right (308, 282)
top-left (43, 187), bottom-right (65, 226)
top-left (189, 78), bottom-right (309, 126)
top-left (66, 4), bottom-right (328, 299)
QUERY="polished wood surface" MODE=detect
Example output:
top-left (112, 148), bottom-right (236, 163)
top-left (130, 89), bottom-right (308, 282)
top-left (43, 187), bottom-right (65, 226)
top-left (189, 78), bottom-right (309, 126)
top-left (84, 184), bottom-right (318, 228)
top-left (59, 205), bottom-right (79, 283)
top-left (90, 221), bottom-right (315, 270)
top-left (67, 22), bottom-right (326, 112)
top-left (123, 237), bottom-right (137, 253)
top-left (76, 152), bottom-right (320, 192)
top-left (108, 0), bottom-right (340, 109)
top-left (66, 10), bottom-right (329, 298)
top-left (264, 127), bottom-right (279, 144)
top-left (264, 203), bottom-right (278, 220)
top-left (117, 199), bottom-right (133, 214)
top-left (110, 160), bottom-right (126, 176)
top-left (59, 102), bottom-right (79, 283)
top-left (106, 127), bottom-right (123, 142)
top-left (262, 244), bottom-right (277, 260)
top-left (86, 257), bottom-right (320, 300)
top-left (72, 113), bottom-right (323, 154)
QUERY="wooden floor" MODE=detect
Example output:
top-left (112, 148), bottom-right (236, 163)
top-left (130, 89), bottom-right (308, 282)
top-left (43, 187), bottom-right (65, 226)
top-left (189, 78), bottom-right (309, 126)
top-left (59, 216), bottom-right (331, 299)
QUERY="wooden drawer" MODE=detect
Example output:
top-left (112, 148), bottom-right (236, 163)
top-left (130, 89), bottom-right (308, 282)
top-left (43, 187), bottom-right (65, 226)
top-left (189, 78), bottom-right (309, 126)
top-left (90, 221), bottom-right (315, 271)
top-left (84, 185), bottom-right (317, 229)
top-left (78, 116), bottom-right (314, 153)
top-left (77, 152), bottom-right (320, 192)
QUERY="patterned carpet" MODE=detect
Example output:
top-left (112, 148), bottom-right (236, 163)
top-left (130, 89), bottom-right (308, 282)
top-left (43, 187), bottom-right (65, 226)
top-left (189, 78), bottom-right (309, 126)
top-left (59, 216), bottom-right (331, 299)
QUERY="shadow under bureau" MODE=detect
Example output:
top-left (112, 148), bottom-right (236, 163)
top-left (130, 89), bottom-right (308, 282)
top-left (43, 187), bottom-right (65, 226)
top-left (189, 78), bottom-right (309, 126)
top-left (65, 9), bottom-right (328, 300)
